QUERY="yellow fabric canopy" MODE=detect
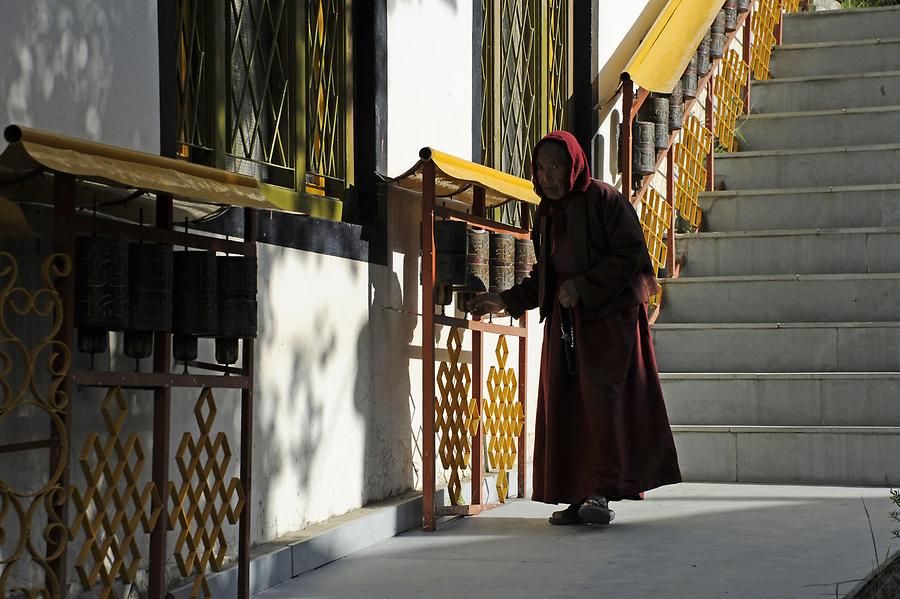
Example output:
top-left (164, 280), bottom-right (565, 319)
top-left (0, 125), bottom-right (288, 225)
top-left (623, 0), bottom-right (724, 93)
top-left (390, 147), bottom-right (540, 208)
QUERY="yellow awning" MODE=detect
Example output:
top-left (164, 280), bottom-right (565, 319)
top-left (623, 0), bottom-right (723, 93)
top-left (0, 125), bottom-right (288, 224)
top-left (390, 147), bottom-right (540, 208)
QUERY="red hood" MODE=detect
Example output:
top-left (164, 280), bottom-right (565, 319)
top-left (532, 130), bottom-right (592, 202)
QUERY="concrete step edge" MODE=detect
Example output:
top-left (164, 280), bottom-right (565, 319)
top-left (751, 69), bottom-right (900, 86)
top-left (775, 36), bottom-right (900, 51)
top-left (652, 321), bottom-right (900, 331)
top-left (717, 142), bottom-right (900, 159)
top-left (662, 273), bottom-right (900, 284)
top-left (699, 183), bottom-right (900, 198)
top-left (659, 372), bottom-right (900, 380)
top-left (785, 4), bottom-right (900, 18)
top-left (677, 225), bottom-right (900, 240)
top-left (742, 104), bottom-right (900, 121)
top-left (672, 425), bottom-right (900, 434)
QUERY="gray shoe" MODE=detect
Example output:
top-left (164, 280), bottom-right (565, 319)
top-left (548, 503), bottom-right (583, 525)
top-left (577, 496), bottom-right (615, 525)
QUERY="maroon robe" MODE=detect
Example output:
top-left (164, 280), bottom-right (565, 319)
top-left (501, 130), bottom-right (681, 504)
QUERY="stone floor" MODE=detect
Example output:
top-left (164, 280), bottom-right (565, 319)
top-left (255, 483), bottom-right (898, 599)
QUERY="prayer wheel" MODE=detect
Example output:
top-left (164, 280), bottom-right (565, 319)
top-left (631, 121), bottom-right (656, 177)
top-left (514, 239), bottom-right (536, 284)
top-left (215, 256), bottom-right (258, 366)
top-left (75, 236), bottom-right (128, 360)
top-left (669, 80), bottom-right (685, 131)
top-left (124, 243), bottom-right (173, 363)
top-left (710, 11), bottom-right (726, 59)
top-left (465, 228), bottom-right (489, 292)
top-left (647, 94), bottom-right (670, 150)
top-left (434, 284), bottom-right (453, 307)
top-left (682, 55), bottom-right (698, 99)
top-left (737, 0), bottom-right (750, 12)
top-left (697, 32), bottom-right (712, 77)
top-left (489, 233), bottom-right (515, 293)
top-left (172, 251), bottom-right (218, 365)
top-left (434, 220), bottom-right (467, 286)
top-left (724, 0), bottom-right (738, 31)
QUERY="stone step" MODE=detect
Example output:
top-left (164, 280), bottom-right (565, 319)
top-left (652, 322), bottom-right (900, 373)
top-left (658, 274), bottom-right (900, 323)
top-left (782, 5), bottom-right (900, 44)
top-left (770, 38), bottom-right (900, 79)
top-left (699, 185), bottom-right (900, 232)
top-left (661, 372), bottom-right (900, 426)
top-left (676, 227), bottom-right (900, 276)
top-left (714, 144), bottom-right (900, 190)
top-left (739, 106), bottom-right (900, 151)
top-left (750, 70), bottom-right (900, 114)
top-left (673, 425), bottom-right (900, 485)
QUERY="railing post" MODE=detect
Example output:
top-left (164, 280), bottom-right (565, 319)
top-left (743, 8), bottom-right (753, 114)
top-left (471, 186), bottom-right (485, 506)
top-left (706, 76), bottom-right (715, 192)
top-left (422, 160), bottom-right (436, 532)
top-left (621, 76), bottom-right (634, 200)
top-left (665, 152), bottom-right (676, 276)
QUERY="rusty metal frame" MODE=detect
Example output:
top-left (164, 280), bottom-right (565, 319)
top-left (421, 166), bottom-right (529, 532)
top-left (0, 171), bottom-right (258, 597)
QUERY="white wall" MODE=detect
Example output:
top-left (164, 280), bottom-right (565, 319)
top-left (386, 0), bottom-right (474, 175)
top-left (0, 0), bottom-right (160, 153)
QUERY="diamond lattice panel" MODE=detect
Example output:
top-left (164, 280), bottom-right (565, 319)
top-left (750, 0), bottom-right (779, 80)
top-left (175, 0), bottom-right (211, 156)
top-left (434, 328), bottom-right (478, 506)
top-left (228, 0), bottom-right (294, 172)
top-left (673, 115), bottom-right (712, 231)
top-left (70, 387), bottom-right (161, 597)
top-left (714, 49), bottom-right (750, 152)
top-left (307, 0), bottom-right (344, 182)
top-left (484, 335), bottom-right (523, 503)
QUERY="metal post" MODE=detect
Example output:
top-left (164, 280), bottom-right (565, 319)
top-left (422, 160), bottom-right (437, 531)
top-left (47, 172), bottom-right (76, 591)
top-left (149, 195), bottom-right (173, 599)
top-left (743, 9), bottom-right (752, 114)
top-left (665, 152), bottom-right (676, 276)
top-left (517, 324), bottom-right (527, 499)
top-left (471, 186), bottom-right (485, 506)
top-left (705, 79), bottom-right (715, 192)
top-left (238, 208), bottom-right (257, 598)
top-left (621, 77), bottom-right (634, 199)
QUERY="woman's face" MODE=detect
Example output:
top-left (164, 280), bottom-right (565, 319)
top-left (534, 142), bottom-right (570, 201)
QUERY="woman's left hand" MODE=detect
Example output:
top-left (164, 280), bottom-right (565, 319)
top-left (558, 279), bottom-right (579, 308)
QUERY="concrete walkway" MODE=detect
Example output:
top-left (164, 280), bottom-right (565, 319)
top-left (255, 483), bottom-right (897, 599)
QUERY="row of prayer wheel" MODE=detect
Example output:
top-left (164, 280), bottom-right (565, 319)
top-left (433, 221), bottom-right (535, 307)
top-left (74, 236), bottom-right (258, 368)
top-left (628, 0), bottom-right (747, 176)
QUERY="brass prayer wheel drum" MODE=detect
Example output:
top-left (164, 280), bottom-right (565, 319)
top-left (682, 55), bottom-right (698, 99)
top-left (643, 94), bottom-right (670, 150)
top-left (75, 236), bottom-right (129, 357)
top-left (631, 121), bottom-right (656, 177)
top-left (433, 283), bottom-right (453, 307)
top-left (669, 80), bottom-right (684, 131)
top-left (125, 243), bottom-right (173, 361)
top-left (697, 32), bottom-right (712, 76)
top-left (465, 228), bottom-right (489, 292)
top-left (514, 239), bottom-right (536, 284)
top-left (724, 0), bottom-right (738, 31)
top-left (710, 11), bottom-right (726, 59)
top-left (434, 220), bottom-right (467, 286)
top-left (489, 232), bottom-right (515, 293)
top-left (215, 256), bottom-right (258, 365)
top-left (172, 251), bottom-right (218, 364)
top-left (736, 0), bottom-right (750, 12)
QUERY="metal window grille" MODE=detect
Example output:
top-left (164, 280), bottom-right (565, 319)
top-left (175, 0), bottom-right (213, 160)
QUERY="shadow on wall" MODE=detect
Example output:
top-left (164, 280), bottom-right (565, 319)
top-left (387, 0), bottom-right (460, 12)
top-left (0, 0), bottom-right (159, 151)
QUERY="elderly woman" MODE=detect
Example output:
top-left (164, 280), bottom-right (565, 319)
top-left (469, 130), bottom-right (681, 525)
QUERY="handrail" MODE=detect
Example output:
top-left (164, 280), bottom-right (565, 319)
top-left (616, 0), bottom-right (806, 315)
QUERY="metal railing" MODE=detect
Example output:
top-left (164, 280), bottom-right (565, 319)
top-left (619, 0), bottom-right (807, 311)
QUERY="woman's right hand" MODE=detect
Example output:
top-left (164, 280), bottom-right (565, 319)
top-left (467, 292), bottom-right (507, 317)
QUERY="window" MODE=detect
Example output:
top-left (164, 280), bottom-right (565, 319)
top-left (480, 0), bottom-right (570, 224)
top-left (175, 0), bottom-right (350, 215)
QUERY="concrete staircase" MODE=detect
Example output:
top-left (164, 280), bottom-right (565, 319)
top-left (654, 5), bottom-right (900, 486)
